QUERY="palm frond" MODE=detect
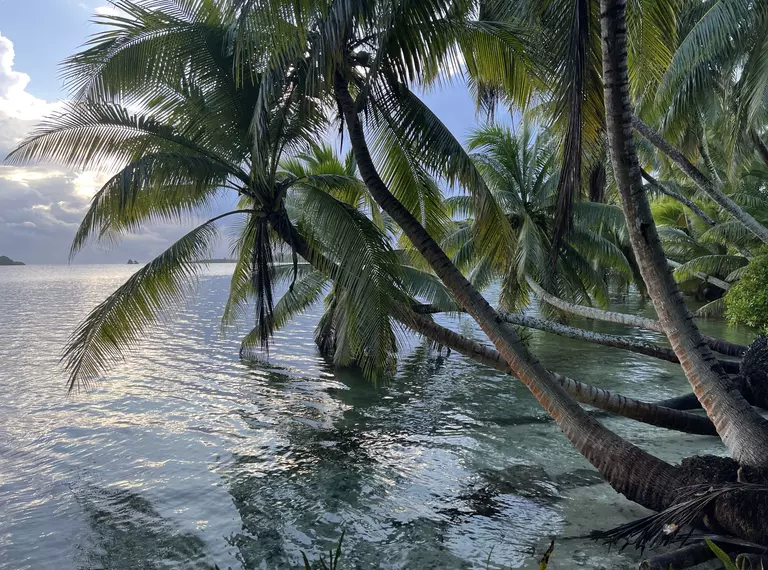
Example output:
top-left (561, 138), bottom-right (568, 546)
top-left (673, 255), bottom-right (747, 282)
top-left (61, 209), bottom-right (245, 391)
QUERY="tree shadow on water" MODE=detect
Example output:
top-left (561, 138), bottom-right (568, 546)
top-left (73, 485), bottom-right (217, 570)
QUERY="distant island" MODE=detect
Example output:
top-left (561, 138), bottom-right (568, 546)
top-left (127, 259), bottom-right (140, 265)
top-left (0, 256), bottom-right (25, 266)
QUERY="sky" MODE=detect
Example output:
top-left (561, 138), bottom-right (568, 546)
top-left (0, 0), bottom-right (480, 264)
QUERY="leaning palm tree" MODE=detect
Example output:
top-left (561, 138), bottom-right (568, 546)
top-left (17, 1), bottom-right (679, 516)
top-left (600, 0), bottom-right (768, 476)
top-left (241, 0), bottom-right (704, 516)
top-left (630, 0), bottom-right (768, 244)
top-left (273, 145), bottom-right (720, 436)
top-left (10, 0), bottom-right (767, 543)
top-left (7, 1), bottom-right (410, 388)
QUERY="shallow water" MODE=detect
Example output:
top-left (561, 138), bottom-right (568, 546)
top-left (0, 265), bottom-right (756, 569)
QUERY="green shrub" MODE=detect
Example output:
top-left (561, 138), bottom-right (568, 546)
top-left (726, 255), bottom-right (768, 332)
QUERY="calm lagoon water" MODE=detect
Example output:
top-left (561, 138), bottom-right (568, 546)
top-left (0, 265), bottom-right (756, 569)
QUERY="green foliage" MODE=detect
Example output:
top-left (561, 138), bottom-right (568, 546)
top-left (450, 121), bottom-right (634, 312)
top-left (704, 539), bottom-right (737, 570)
top-left (726, 255), bottom-right (768, 331)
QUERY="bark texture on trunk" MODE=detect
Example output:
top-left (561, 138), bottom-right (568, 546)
top-left (601, 0), bottom-right (768, 466)
top-left (414, 302), bottom-right (740, 373)
top-left (634, 116), bottom-right (768, 244)
top-left (525, 276), bottom-right (747, 357)
top-left (407, 312), bottom-right (717, 436)
top-left (639, 542), bottom-right (714, 570)
top-left (334, 71), bottom-right (681, 510)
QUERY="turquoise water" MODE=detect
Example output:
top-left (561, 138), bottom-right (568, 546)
top-left (0, 265), bottom-right (756, 569)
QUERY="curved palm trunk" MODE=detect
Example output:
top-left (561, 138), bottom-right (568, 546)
top-left (413, 303), bottom-right (739, 373)
top-left (641, 169), bottom-right (716, 226)
top-left (407, 312), bottom-right (717, 436)
top-left (601, 0), bottom-right (768, 466)
top-left (334, 72), bottom-right (681, 511)
top-left (633, 116), bottom-right (768, 245)
top-left (525, 276), bottom-right (747, 357)
top-left (642, 170), bottom-right (753, 259)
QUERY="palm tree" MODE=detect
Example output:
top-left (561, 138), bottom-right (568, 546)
top-left (630, 0), bottom-right (768, 244)
top-left (277, 146), bottom-right (725, 434)
top-left (6, 0), bottom-right (693, 516)
top-left (11, 0), bottom-right (766, 538)
top-left (443, 120), bottom-right (635, 313)
top-left (7, 1), bottom-right (409, 388)
top-left (599, 0), bottom-right (768, 471)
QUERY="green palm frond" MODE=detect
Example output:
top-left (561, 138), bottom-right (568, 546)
top-left (673, 255), bottom-right (748, 282)
top-left (6, 100), bottom-right (248, 179)
top-left (700, 221), bottom-right (762, 249)
top-left (725, 265), bottom-right (749, 282)
top-left (573, 201), bottom-right (627, 235)
top-left (61, 210), bottom-right (246, 391)
top-left (658, 0), bottom-right (753, 107)
top-left (288, 182), bottom-right (405, 380)
top-left (657, 226), bottom-right (715, 259)
top-left (399, 263), bottom-right (459, 313)
top-left (368, 80), bottom-right (516, 261)
top-left (71, 152), bottom-right (234, 256)
top-left (240, 269), bottom-right (329, 356)
top-left (369, 112), bottom-right (451, 242)
top-left (568, 227), bottom-right (633, 280)
top-left (694, 297), bottom-right (726, 318)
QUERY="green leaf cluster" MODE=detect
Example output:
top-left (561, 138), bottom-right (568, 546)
top-left (726, 254), bottom-right (768, 331)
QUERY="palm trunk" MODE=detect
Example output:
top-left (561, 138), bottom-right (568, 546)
top-left (601, 0), bottom-right (768, 466)
top-left (751, 129), bottom-right (768, 170)
top-left (407, 312), bottom-right (716, 436)
top-left (334, 71), bottom-right (682, 511)
top-left (633, 116), bottom-right (768, 245)
top-left (525, 276), bottom-right (746, 357)
top-left (414, 303), bottom-right (739, 373)
top-left (642, 170), bottom-right (753, 259)
top-left (641, 169), bottom-right (716, 226)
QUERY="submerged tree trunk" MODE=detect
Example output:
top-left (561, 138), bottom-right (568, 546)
top-left (334, 70), bottom-right (682, 511)
top-left (601, 0), bottom-right (768, 466)
top-left (525, 276), bottom-right (747, 357)
top-left (407, 312), bottom-right (717, 436)
top-left (633, 116), bottom-right (768, 245)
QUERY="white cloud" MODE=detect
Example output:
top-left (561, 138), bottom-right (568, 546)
top-left (0, 32), bottom-right (58, 123)
top-left (0, 30), bottom-right (237, 265)
top-left (94, 5), bottom-right (128, 18)
top-left (0, 30), bottom-right (179, 264)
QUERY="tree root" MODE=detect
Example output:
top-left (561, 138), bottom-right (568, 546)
top-left (639, 542), bottom-right (714, 570)
top-left (594, 456), bottom-right (768, 549)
